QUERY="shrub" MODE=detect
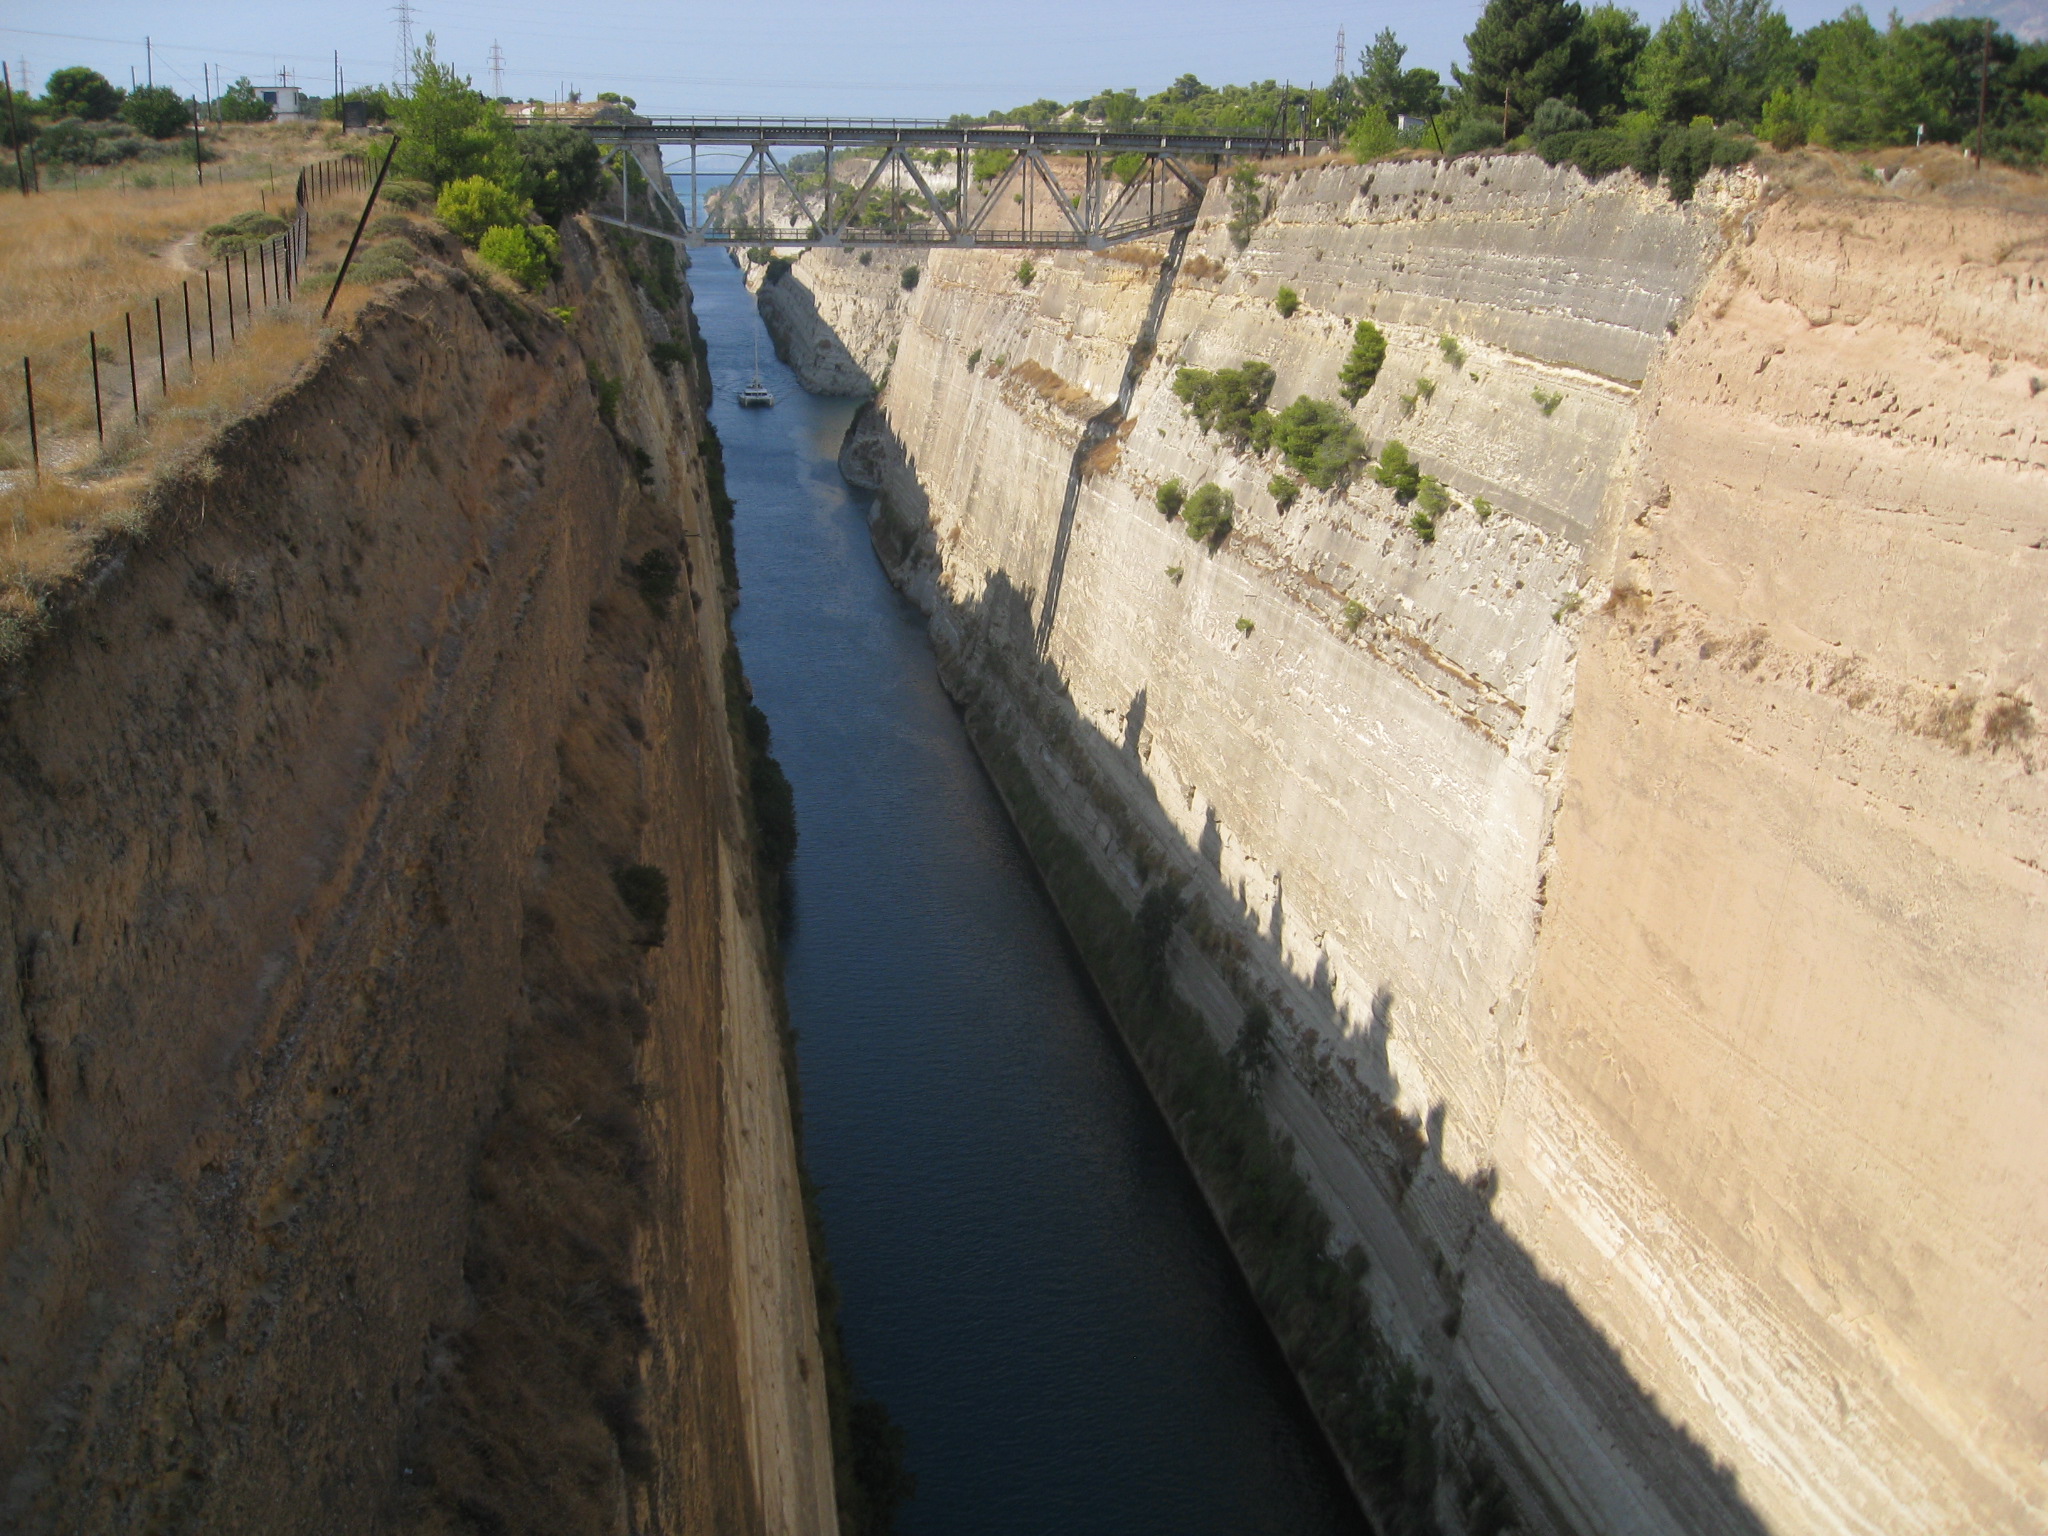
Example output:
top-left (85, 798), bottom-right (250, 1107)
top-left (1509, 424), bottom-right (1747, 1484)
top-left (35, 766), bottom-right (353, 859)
top-left (1472, 495), bottom-right (1496, 521)
top-left (348, 238), bottom-right (418, 285)
top-left (1269, 474), bottom-right (1300, 511)
top-left (967, 347), bottom-right (983, 369)
top-left (1372, 440), bottom-right (1422, 502)
top-left (511, 123), bottom-right (603, 221)
top-left (1235, 616), bottom-right (1255, 635)
top-left (478, 223), bottom-right (559, 290)
top-left (202, 209), bottom-right (288, 258)
top-left (628, 547), bottom-right (681, 615)
top-left (1172, 361), bottom-right (1275, 443)
top-left (1338, 320), bottom-right (1388, 404)
top-left (37, 120), bottom-right (144, 167)
top-left (613, 864), bottom-right (670, 944)
top-left (437, 175), bottom-right (532, 245)
top-left (1270, 397), bottom-right (1366, 489)
top-left (1229, 1002), bottom-right (1276, 1082)
top-left (1447, 117), bottom-right (1504, 155)
top-left (1226, 161), bottom-right (1263, 248)
top-left (1165, 565), bottom-right (1184, 584)
top-left (1439, 333), bottom-right (1465, 368)
top-left (764, 256), bottom-right (793, 284)
top-left (1016, 258), bottom-right (1036, 287)
top-left (1409, 507), bottom-right (1437, 542)
top-left (896, 263), bottom-right (921, 291)
top-left (1760, 86), bottom-right (1806, 150)
top-left (120, 85), bottom-right (188, 140)
top-left (1529, 97), bottom-right (1591, 141)
top-left (1348, 111), bottom-right (1399, 162)
top-left (380, 177), bottom-right (436, 211)
top-left (1399, 376), bottom-right (1435, 415)
top-left (1417, 476), bottom-right (1451, 517)
top-left (1532, 386), bottom-right (1564, 415)
top-left (587, 362), bottom-right (623, 425)
top-left (1274, 285), bottom-right (1300, 319)
top-left (650, 341), bottom-right (690, 372)
top-left (1342, 599), bottom-right (1367, 631)
top-left (1181, 484), bottom-right (1234, 544)
top-left (1155, 477), bottom-right (1186, 519)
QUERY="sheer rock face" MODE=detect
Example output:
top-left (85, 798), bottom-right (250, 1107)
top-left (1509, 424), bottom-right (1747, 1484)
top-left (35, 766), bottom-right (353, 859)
top-left (766, 155), bottom-right (2048, 1535)
top-left (0, 226), bottom-right (838, 1536)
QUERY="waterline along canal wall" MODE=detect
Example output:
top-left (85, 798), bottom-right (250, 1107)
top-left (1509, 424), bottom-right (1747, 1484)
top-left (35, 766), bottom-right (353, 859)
top-left (0, 221), bottom-right (838, 1532)
top-left (751, 155), bottom-right (2048, 1535)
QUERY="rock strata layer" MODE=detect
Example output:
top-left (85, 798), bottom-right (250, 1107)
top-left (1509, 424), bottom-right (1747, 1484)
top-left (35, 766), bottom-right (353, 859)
top-left (760, 155), bottom-right (2048, 1535)
top-left (0, 224), bottom-right (838, 1534)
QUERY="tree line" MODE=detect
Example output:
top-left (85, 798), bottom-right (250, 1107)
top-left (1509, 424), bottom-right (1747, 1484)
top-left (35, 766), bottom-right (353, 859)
top-left (954, 0), bottom-right (2046, 169)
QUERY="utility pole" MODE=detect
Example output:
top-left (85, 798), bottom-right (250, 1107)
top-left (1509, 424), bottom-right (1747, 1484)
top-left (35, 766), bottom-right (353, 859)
top-left (1976, 18), bottom-right (1991, 171)
top-left (146, 36), bottom-right (152, 88)
top-left (4, 63), bottom-right (29, 196)
top-left (489, 41), bottom-right (505, 99)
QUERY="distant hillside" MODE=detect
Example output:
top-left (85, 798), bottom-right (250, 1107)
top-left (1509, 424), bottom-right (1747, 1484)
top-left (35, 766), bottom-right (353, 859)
top-left (1910, 0), bottom-right (2048, 40)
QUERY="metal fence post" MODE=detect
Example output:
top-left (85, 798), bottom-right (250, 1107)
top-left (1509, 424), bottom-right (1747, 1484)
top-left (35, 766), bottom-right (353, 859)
top-left (23, 357), bottom-right (38, 482)
top-left (205, 269), bottom-right (216, 358)
top-left (226, 258), bottom-right (236, 342)
top-left (324, 136), bottom-right (401, 321)
top-left (90, 332), bottom-right (104, 442)
top-left (183, 280), bottom-right (194, 374)
top-left (125, 311), bottom-right (140, 422)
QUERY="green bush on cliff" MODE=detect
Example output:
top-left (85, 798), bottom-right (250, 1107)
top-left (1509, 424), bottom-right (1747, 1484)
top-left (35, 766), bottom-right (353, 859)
top-left (1268, 474), bottom-right (1300, 511)
top-left (1269, 397), bottom-right (1365, 490)
top-left (1274, 285), bottom-right (1300, 319)
top-left (1172, 361), bottom-right (1275, 445)
top-left (437, 175), bottom-right (532, 245)
top-left (478, 223), bottom-right (559, 290)
top-left (1338, 320), bottom-right (1389, 404)
top-left (1181, 483), bottom-right (1234, 544)
top-left (1155, 477), bottom-right (1186, 519)
top-left (1373, 439), bottom-right (1422, 502)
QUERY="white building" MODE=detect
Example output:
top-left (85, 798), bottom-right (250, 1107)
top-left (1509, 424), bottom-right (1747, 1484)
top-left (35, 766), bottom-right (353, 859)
top-left (257, 84), bottom-right (307, 121)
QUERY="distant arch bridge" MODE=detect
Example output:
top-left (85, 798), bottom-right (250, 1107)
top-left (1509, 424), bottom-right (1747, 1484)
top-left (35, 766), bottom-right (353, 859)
top-left (519, 115), bottom-right (1295, 250)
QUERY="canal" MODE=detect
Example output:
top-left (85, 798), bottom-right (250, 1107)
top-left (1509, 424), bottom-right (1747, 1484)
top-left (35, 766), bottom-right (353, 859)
top-left (692, 254), bottom-right (1365, 1536)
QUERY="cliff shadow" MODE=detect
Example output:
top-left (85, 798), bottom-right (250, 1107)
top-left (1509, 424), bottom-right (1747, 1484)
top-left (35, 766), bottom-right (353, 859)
top-left (867, 542), bottom-right (1770, 1536)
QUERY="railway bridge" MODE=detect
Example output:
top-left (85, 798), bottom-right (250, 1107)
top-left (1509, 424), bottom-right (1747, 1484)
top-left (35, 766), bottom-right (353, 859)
top-left (520, 114), bottom-right (1295, 250)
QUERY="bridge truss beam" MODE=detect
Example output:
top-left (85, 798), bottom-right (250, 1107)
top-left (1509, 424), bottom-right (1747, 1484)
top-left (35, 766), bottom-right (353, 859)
top-left (528, 116), bottom-right (1291, 250)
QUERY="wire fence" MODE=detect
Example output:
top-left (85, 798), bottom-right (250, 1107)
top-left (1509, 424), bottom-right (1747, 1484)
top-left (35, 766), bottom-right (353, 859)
top-left (5, 150), bottom-right (373, 486)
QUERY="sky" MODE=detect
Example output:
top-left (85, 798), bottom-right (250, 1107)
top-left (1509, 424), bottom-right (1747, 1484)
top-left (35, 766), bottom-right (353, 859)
top-left (0, 0), bottom-right (1931, 127)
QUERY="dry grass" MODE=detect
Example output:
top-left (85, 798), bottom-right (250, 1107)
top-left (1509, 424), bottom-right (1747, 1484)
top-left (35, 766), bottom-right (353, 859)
top-left (0, 124), bottom-right (398, 615)
top-left (1005, 358), bottom-right (1102, 418)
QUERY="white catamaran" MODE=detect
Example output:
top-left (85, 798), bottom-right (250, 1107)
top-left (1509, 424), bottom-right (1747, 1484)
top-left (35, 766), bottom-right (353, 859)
top-left (738, 332), bottom-right (774, 408)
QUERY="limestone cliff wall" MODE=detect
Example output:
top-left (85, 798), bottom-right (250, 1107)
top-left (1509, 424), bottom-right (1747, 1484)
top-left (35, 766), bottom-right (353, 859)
top-left (0, 222), bottom-right (838, 1534)
top-left (770, 154), bottom-right (2046, 1535)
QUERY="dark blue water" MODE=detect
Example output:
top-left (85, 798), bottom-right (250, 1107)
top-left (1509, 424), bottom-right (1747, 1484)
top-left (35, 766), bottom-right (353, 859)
top-left (693, 256), bottom-right (1365, 1536)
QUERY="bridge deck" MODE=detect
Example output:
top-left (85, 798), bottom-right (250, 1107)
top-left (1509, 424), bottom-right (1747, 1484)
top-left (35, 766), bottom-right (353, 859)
top-left (523, 113), bottom-right (1294, 157)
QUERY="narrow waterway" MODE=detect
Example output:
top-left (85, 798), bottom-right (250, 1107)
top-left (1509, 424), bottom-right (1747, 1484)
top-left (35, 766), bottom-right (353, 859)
top-left (693, 256), bottom-right (1365, 1536)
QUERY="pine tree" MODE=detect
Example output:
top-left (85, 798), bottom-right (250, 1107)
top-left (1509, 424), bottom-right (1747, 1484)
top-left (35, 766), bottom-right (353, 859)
top-left (1456, 0), bottom-right (1588, 133)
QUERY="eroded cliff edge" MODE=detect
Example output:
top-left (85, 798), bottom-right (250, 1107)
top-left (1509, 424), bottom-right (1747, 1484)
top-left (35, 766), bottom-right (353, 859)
top-left (759, 155), bottom-right (2047, 1535)
top-left (0, 222), bottom-right (839, 1533)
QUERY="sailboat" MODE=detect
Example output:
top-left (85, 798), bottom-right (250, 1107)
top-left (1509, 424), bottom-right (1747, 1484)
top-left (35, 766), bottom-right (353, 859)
top-left (738, 332), bottom-right (775, 408)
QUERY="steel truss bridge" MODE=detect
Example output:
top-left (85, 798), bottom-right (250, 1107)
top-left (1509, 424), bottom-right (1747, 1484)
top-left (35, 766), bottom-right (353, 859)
top-left (522, 115), bottom-right (1294, 250)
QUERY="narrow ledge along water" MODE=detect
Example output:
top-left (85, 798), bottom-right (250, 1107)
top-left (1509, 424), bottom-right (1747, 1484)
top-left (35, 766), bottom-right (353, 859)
top-left (694, 255), bottom-right (1367, 1536)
